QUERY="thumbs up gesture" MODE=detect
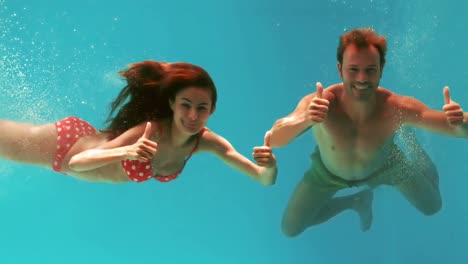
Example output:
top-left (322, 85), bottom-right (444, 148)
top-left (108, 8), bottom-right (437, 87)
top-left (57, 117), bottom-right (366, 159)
top-left (127, 122), bottom-right (158, 162)
top-left (442, 86), bottom-right (465, 126)
top-left (253, 131), bottom-right (277, 168)
top-left (306, 82), bottom-right (330, 125)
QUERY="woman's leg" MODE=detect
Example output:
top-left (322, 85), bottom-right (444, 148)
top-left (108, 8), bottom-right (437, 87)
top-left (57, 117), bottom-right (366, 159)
top-left (0, 120), bottom-right (57, 167)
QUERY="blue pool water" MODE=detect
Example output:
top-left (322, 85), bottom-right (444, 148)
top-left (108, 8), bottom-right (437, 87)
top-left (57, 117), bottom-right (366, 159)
top-left (1, 0), bottom-right (467, 263)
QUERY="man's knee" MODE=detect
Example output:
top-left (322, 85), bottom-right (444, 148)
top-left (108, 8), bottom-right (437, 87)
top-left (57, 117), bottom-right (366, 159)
top-left (281, 218), bottom-right (304, 238)
top-left (281, 214), bottom-right (305, 237)
top-left (419, 197), bottom-right (442, 216)
top-left (416, 177), bottom-right (442, 216)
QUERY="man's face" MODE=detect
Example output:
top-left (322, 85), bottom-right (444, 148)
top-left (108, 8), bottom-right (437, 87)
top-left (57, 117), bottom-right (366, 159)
top-left (338, 44), bottom-right (382, 101)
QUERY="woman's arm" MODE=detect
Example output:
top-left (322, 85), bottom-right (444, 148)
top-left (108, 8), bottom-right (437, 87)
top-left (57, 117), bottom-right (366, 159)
top-left (68, 122), bottom-right (158, 171)
top-left (200, 130), bottom-right (277, 186)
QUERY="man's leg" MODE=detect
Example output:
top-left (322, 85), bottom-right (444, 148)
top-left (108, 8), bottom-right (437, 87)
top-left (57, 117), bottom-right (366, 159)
top-left (282, 176), bottom-right (374, 237)
top-left (393, 128), bottom-right (442, 215)
top-left (394, 155), bottom-right (441, 215)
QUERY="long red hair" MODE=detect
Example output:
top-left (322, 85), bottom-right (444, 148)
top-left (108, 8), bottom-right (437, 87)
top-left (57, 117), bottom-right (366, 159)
top-left (105, 60), bottom-right (217, 134)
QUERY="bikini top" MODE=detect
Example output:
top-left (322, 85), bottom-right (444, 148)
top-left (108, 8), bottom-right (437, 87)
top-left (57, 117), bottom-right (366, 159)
top-left (121, 123), bottom-right (204, 183)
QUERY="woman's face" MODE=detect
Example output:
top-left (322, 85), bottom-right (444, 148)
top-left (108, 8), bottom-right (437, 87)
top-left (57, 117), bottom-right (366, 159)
top-left (170, 86), bottom-right (213, 135)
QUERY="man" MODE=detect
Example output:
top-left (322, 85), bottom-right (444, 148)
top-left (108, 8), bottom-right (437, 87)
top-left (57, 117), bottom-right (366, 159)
top-left (269, 28), bottom-right (467, 237)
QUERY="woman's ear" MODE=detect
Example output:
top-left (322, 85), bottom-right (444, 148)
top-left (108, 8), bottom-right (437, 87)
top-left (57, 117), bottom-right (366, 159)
top-left (169, 99), bottom-right (175, 111)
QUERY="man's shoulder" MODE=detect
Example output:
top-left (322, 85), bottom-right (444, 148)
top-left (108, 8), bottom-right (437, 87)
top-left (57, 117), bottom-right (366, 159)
top-left (304, 82), bottom-right (342, 94)
top-left (296, 83), bottom-right (341, 107)
top-left (324, 83), bottom-right (341, 101)
top-left (327, 83), bottom-right (343, 91)
top-left (379, 87), bottom-right (417, 109)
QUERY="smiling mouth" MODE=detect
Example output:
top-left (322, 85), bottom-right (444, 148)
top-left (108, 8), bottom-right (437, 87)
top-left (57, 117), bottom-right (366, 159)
top-left (182, 120), bottom-right (199, 129)
top-left (353, 84), bottom-right (369, 90)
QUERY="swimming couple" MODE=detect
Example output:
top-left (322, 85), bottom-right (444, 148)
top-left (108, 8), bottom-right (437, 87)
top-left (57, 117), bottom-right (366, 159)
top-left (1, 28), bottom-right (467, 236)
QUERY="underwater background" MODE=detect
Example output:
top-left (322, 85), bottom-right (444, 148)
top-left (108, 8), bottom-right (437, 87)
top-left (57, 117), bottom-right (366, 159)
top-left (0, 0), bottom-right (467, 263)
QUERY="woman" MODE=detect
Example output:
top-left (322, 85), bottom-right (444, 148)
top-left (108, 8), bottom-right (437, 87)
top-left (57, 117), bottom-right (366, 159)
top-left (0, 60), bottom-right (277, 184)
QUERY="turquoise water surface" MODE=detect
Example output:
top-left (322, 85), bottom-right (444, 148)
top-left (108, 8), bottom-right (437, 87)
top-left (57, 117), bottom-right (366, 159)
top-left (1, 0), bottom-right (467, 263)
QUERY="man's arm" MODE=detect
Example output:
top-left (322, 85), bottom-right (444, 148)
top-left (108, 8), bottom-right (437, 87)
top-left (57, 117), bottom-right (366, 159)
top-left (269, 94), bottom-right (314, 148)
top-left (400, 94), bottom-right (468, 138)
top-left (269, 82), bottom-right (334, 148)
